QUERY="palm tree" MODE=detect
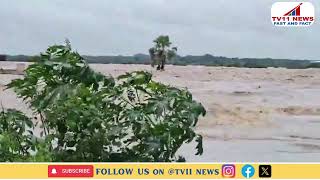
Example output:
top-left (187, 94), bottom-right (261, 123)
top-left (149, 35), bottom-right (177, 71)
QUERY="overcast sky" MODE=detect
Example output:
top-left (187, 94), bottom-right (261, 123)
top-left (0, 0), bottom-right (319, 60)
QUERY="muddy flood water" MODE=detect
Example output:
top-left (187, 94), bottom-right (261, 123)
top-left (1, 62), bottom-right (320, 162)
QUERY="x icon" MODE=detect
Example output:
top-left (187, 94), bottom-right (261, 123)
top-left (259, 165), bottom-right (272, 178)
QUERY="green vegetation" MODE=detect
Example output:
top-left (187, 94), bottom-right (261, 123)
top-left (1, 42), bottom-right (206, 162)
top-left (149, 35), bottom-right (177, 70)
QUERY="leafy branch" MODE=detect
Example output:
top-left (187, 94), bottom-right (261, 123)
top-left (2, 41), bottom-right (206, 162)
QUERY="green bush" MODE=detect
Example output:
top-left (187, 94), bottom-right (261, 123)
top-left (2, 43), bottom-right (206, 162)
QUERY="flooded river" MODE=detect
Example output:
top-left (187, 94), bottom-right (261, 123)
top-left (1, 62), bottom-right (320, 161)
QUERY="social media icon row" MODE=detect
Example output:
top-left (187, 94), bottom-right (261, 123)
top-left (222, 164), bottom-right (272, 178)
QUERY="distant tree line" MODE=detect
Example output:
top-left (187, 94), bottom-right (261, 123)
top-left (0, 54), bottom-right (6, 61)
top-left (3, 54), bottom-right (320, 69)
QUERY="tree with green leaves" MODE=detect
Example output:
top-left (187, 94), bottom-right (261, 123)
top-left (1, 41), bottom-right (205, 162)
top-left (149, 35), bottom-right (177, 71)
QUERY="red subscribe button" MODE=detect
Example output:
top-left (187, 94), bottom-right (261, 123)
top-left (48, 165), bottom-right (94, 178)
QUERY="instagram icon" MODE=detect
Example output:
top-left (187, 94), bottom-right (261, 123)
top-left (222, 164), bottom-right (236, 178)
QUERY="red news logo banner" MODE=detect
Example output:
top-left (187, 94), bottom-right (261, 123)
top-left (271, 2), bottom-right (315, 27)
top-left (1, 163), bottom-right (320, 179)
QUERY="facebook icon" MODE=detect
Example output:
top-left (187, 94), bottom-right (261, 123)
top-left (241, 164), bottom-right (255, 178)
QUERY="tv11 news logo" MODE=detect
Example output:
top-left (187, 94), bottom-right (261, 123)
top-left (271, 2), bottom-right (315, 27)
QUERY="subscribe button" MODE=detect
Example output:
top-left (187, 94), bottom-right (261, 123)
top-left (48, 165), bottom-right (94, 178)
